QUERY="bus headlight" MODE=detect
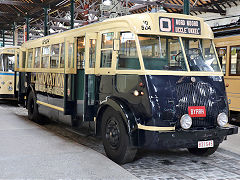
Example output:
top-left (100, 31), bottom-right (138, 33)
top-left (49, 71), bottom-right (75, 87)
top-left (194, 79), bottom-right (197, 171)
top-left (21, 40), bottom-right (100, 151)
top-left (180, 114), bottom-right (192, 130)
top-left (217, 113), bottom-right (228, 127)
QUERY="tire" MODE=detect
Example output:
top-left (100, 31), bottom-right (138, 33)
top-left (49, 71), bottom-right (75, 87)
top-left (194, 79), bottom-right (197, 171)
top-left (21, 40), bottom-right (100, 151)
top-left (101, 107), bottom-right (137, 164)
top-left (27, 91), bottom-right (43, 124)
top-left (188, 145), bottom-right (219, 156)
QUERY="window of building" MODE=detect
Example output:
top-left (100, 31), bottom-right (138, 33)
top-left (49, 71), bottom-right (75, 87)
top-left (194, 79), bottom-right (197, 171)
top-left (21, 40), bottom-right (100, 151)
top-left (230, 46), bottom-right (240, 75)
top-left (41, 46), bottom-right (50, 68)
top-left (34, 47), bottom-right (41, 68)
top-left (51, 44), bottom-right (60, 68)
top-left (101, 32), bottom-right (113, 68)
top-left (27, 49), bottom-right (33, 68)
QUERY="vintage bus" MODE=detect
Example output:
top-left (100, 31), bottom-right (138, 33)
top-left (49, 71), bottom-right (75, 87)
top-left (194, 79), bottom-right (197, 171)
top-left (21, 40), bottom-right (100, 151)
top-left (214, 35), bottom-right (240, 119)
top-left (18, 13), bottom-right (238, 164)
top-left (0, 46), bottom-right (20, 100)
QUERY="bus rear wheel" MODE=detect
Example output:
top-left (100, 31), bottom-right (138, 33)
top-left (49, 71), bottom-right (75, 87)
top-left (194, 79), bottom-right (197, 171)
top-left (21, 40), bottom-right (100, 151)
top-left (101, 107), bottom-right (137, 164)
top-left (27, 91), bottom-right (43, 124)
top-left (188, 145), bottom-right (219, 156)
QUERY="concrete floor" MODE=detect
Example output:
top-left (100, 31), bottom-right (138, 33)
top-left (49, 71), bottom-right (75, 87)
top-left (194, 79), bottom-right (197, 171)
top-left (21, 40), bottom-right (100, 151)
top-left (0, 108), bottom-right (138, 179)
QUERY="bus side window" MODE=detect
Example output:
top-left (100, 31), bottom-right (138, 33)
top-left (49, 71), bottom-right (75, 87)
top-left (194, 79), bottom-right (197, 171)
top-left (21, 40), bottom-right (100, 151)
top-left (89, 39), bottom-right (96, 68)
top-left (68, 43), bottom-right (74, 68)
top-left (60, 43), bottom-right (65, 68)
top-left (27, 49), bottom-right (33, 68)
top-left (50, 44), bottom-right (60, 68)
top-left (100, 32), bottom-right (113, 68)
top-left (230, 46), bottom-right (240, 75)
top-left (117, 32), bottom-right (140, 70)
top-left (22, 51), bottom-right (26, 68)
top-left (42, 46), bottom-right (50, 68)
top-left (34, 47), bottom-right (41, 68)
top-left (216, 47), bottom-right (226, 74)
top-left (77, 37), bottom-right (85, 69)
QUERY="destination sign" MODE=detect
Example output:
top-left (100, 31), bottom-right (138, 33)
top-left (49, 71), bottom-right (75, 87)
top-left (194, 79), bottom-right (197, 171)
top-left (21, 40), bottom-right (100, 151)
top-left (159, 17), bottom-right (201, 35)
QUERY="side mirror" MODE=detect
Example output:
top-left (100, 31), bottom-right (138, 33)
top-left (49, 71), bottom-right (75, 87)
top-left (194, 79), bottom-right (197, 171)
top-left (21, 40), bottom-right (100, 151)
top-left (113, 39), bottom-right (120, 51)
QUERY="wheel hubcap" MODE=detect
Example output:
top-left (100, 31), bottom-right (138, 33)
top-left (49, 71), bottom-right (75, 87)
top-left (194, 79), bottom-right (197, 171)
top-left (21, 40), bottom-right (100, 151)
top-left (105, 118), bottom-right (120, 149)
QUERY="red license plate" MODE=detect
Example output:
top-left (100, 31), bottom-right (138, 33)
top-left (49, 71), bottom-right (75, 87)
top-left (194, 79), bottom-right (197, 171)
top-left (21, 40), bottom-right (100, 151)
top-left (188, 106), bottom-right (206, 117)
top-left (198, 140), bottom-right (214, 148)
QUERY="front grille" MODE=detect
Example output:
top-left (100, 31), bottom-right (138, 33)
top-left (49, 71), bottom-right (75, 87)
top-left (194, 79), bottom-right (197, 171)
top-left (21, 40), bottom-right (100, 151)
top-left (175, 82), bottom-right (219, 128)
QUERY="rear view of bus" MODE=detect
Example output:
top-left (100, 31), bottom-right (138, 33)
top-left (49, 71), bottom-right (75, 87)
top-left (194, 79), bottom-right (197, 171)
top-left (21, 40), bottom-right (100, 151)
top-left (0, 47), bottom-right (19, 99)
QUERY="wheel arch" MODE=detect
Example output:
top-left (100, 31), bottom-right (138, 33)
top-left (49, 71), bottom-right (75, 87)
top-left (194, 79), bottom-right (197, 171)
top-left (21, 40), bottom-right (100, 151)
top-left (96, 97), bottom-right (139, 145)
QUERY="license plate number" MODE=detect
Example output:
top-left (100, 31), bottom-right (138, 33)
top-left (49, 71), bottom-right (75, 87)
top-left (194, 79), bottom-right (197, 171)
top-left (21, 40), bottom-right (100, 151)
top-left (198, 140), bottom-right (214, 148)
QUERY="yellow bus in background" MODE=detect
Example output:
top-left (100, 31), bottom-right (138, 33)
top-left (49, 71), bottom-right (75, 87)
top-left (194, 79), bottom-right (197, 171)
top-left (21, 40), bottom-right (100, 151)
top-left (215, 36), bottom-right (240, 120)
top-left (0, 46), bottom-right (20, 99)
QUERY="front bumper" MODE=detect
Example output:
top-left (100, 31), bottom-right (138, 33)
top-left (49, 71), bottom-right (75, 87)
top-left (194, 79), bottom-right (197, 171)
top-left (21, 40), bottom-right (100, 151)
top-left (136, 125), bottom-right (238, 149)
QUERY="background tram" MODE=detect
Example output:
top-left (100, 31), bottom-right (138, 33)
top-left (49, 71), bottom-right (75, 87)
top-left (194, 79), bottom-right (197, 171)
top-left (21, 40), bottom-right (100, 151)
top-left (18, 13), bottom-right (237, 164)
top-left (0, 46), bottom-right (20, 100)
top-left (214, 35), bottom-right (240, 119)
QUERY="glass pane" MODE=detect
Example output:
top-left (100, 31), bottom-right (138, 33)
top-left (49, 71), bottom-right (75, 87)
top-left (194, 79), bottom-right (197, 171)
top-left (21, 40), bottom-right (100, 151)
top-left (139, 35), bottom-right (187, 71)
top-left (27, 49), bottom-right (33, 68)
top-left (34, 47), bottom-right (41, 68)
top-left (17, 53), bottom-right (19, 69)
top-left (41, 46), bottom-right (50, 68)
top-left (216, 47), bottom-right (227, 74)
top-left (230, 47), bottom-right (240, 75)
top-left (60, 43), bottom-right (65, 68)
top-left (77, 37), bottom-right (85, 69)
top-left (68, 43), bottom-right (73, 68)
top-left (50, 44), bottom-right (60, 68)
top-left (89, 39), bottom-right (96, 68)
top-left (1, 54), bottom-right (14, 72)
top-left (182, 38), bottom-right (220, 72)
top-left (117, 32), bottom-right (140, 70)
top-left (101, 50), bottom-right (112, 68)
top-left (102, 33), bottom-right (114, 49)
top-left (22, 51), bottom-right (26, 68)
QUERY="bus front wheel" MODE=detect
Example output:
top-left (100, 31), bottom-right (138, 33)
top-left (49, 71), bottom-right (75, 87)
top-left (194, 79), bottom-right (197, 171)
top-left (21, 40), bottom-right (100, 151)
top-left (27, 91), bottom-right (43, 124)
top-left (188, 145), bottom-right (219, 156)
top-left (101, 107), bottom-right (137, 164)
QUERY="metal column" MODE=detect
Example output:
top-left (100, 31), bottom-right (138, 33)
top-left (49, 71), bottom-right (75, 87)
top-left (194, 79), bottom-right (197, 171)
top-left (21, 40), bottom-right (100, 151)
top-left (183, 0), bottom-right (190, 15)
top-left (13, 23), bottom-right (15, 46)
top-left (2, 30), bottom-right (5, 47)
top-left (26, 16), bottom-right (30, 41)
top-left (44, 7), bottom-right (49, 36)
top-left (70, 0), bottom-right (74, 29)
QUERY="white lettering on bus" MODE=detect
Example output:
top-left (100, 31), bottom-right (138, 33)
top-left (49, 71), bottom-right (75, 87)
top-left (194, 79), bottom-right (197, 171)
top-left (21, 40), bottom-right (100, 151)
top-left (187, 20), bottom-right (198, 27)
top-left (191, 109), bottom-right (205, 115)
top-left (175, 19), bottom-right (185, 26)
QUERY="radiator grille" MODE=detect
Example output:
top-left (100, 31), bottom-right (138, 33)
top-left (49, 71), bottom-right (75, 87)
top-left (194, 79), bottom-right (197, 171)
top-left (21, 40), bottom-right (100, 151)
top-left (175, 82), bottom-right (219, 128)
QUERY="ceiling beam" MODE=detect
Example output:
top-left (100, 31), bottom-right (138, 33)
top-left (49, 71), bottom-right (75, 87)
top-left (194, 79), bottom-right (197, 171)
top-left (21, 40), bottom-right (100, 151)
top-left (210, 0), bottom-right (226, 15)
top-left (0, 0), bottom-right (43, 7)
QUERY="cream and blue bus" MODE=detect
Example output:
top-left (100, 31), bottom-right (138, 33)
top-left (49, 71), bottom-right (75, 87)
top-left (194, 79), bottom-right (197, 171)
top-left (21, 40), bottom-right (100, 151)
top-left (0, 46), bottom-right (20, 100)
top-left (18, 13), bottom-right (238, 164)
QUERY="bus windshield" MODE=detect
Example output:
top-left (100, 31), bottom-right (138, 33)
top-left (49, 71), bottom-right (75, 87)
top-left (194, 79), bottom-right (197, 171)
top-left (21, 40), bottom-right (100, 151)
top-left (182, 38), bottom-right (221, 72)
top-left (0, 54), bottom-right (15, 72)
top-left (138, 35), bottom-right (187, 71)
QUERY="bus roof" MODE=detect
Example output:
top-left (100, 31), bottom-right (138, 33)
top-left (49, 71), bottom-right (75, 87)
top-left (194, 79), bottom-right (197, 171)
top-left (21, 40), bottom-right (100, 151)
top-left (0, 46), bottom-right (20, 55)
top-left (21, 12), bottom-right (213, 49)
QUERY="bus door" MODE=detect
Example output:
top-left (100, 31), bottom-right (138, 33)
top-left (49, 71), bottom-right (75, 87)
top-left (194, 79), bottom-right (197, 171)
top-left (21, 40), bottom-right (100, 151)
top-left (74, 36), bottom-right (86, 120)
top-left (64, 38), bottom-right (76, 115)
top-left (84, 32), bottom-right (98, 121)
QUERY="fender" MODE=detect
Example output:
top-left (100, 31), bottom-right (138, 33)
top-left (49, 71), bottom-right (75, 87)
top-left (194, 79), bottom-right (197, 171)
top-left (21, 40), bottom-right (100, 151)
top-left (97, 96), bottom-right (139, 146)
